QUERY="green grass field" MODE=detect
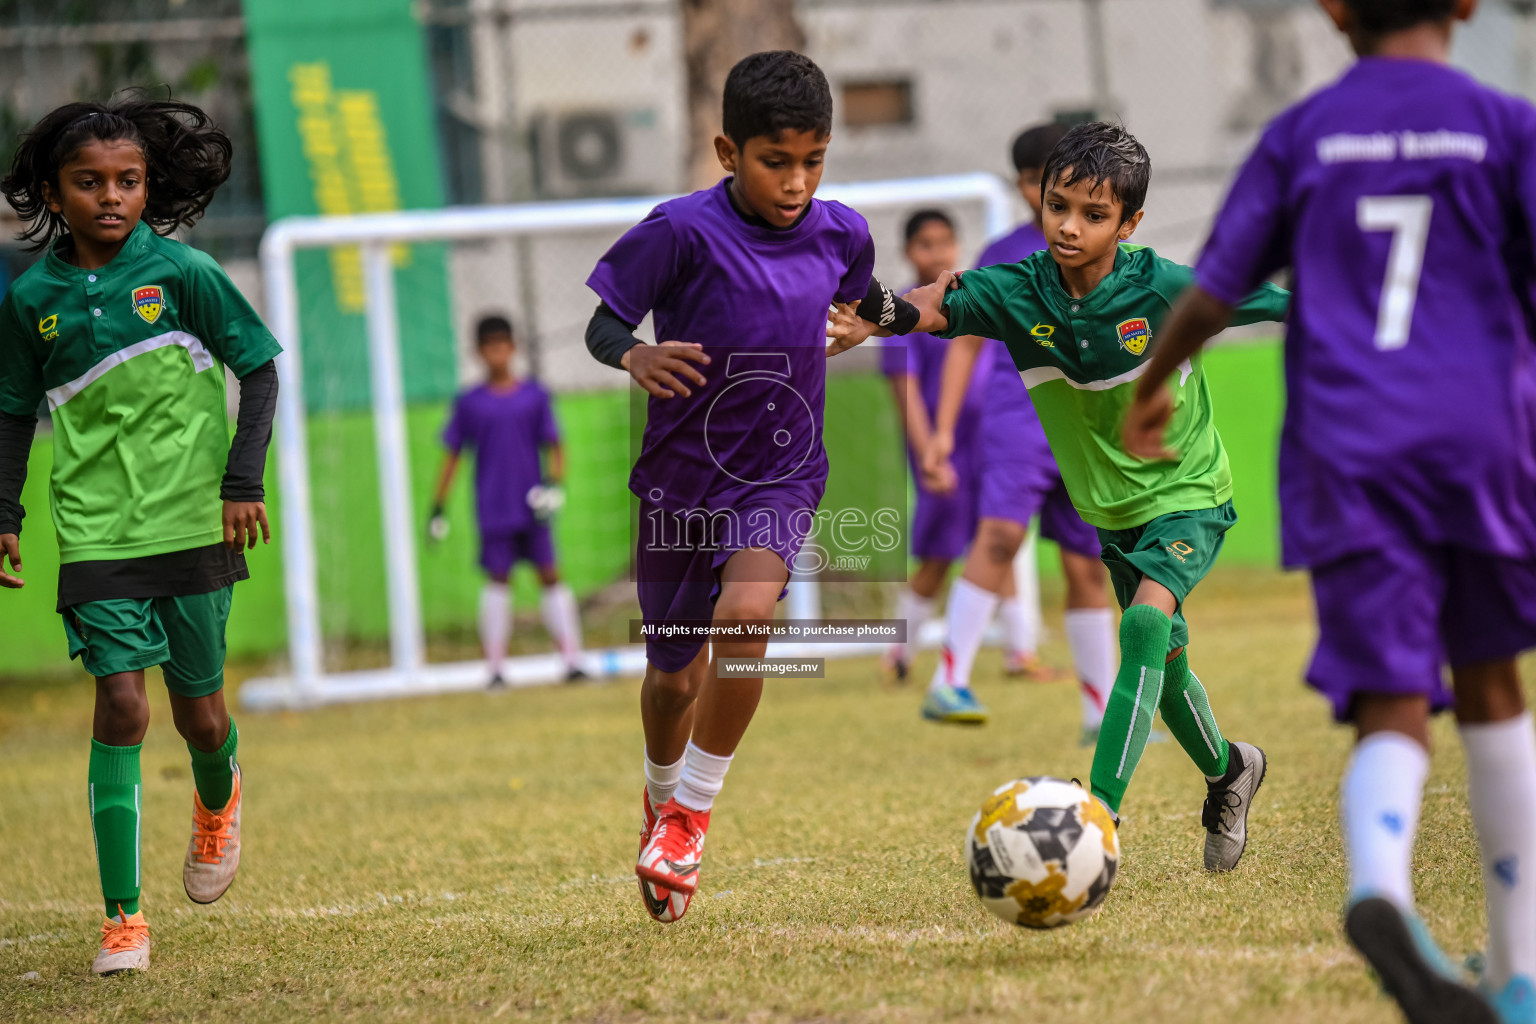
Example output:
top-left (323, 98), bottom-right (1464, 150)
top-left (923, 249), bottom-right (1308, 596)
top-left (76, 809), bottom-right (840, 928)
top-left (0, 565), bottom-right (1520, 1023)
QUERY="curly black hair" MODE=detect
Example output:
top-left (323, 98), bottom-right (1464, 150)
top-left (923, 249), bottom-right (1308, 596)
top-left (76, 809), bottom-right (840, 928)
top-left (1, 97), bottom-right (232, 252)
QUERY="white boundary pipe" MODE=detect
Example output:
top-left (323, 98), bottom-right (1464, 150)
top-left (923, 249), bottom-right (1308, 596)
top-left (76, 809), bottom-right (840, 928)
top-left (362, 244), bottom-right (426, 674)
top-left (252, 173), bottom-right (1022, 708)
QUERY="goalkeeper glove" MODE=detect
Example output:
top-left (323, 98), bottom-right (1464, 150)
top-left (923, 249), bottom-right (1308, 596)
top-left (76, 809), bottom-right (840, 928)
top-left (427, 503), bottom-right (450, 543)
top-left (526, 484), bottom-right (566, 520)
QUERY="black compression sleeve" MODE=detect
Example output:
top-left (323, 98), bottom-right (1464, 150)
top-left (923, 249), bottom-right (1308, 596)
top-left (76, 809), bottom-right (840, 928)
top-left (586, 301), bottom-right (644, 370)
top-left (855, 277), bottom-right (921, 335)
top-left (0, 411), bottom-right (37, 536)
top-left (221, 360), bottom-right (278, 502)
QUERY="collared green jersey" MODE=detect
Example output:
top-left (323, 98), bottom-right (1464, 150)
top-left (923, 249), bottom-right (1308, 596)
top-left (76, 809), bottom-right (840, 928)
top-left (939, 243), bottom-right (1288, 530)
top-left (0, 222), bottom-right (281, 562)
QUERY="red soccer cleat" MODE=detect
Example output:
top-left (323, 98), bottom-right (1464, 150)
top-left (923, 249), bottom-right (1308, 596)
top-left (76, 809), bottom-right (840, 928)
top-left (637, 788), bottom-right (674, 922)
top-left (635, 798), bottom-right (711, 923)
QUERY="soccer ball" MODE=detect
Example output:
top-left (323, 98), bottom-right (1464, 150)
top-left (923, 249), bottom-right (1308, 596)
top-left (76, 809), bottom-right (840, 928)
top-left (965, 776), bottom-right (1120, 929)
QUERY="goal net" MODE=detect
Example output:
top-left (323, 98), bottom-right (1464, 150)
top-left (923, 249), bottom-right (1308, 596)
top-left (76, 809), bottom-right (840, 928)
top-left (240, 173), bottom-right (1041, 710)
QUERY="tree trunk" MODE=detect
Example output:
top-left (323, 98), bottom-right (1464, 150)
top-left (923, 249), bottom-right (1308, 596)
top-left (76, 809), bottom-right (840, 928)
top-left (681, 0), bottom-right (806, 191)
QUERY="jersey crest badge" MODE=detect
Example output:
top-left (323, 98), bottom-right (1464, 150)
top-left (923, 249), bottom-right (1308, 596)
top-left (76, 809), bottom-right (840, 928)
top-left (133, 285), bottom-right (164, 325)
top-left (1117, 317), bottom-right (1151, 356)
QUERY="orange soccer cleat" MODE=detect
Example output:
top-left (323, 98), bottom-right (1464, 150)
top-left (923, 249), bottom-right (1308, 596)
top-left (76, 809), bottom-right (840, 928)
top-left (1003, 651), bottom-right (1069, 682)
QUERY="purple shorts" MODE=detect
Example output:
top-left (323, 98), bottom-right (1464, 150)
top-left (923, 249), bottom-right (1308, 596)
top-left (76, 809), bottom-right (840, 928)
top-left (910, 453), bottom-right (980, 561)
top-left (480, 523), bottom-right (555, 579)
top-left (1308, 543), bottom-right (1536, 722)
top-left (975, 378), bottom-right (1099, 558)
top-left (978, 464), bottom-right (1100, 559)
top-left (635, 491), bottom-right (817, 673)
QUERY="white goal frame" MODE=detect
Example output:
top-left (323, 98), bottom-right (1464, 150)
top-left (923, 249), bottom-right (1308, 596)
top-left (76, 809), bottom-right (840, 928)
top-left (240, 173), bottom-right (1039, 711)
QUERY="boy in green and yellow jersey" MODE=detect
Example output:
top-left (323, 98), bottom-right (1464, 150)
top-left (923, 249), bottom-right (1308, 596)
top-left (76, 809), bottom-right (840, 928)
top-left (834, 122), bottom-right (1288, 872)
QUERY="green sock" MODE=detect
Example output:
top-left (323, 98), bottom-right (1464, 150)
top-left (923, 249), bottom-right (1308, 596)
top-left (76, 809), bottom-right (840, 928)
top-left (1090, 605), bottom-right (1174, 815)
top-left (1158, 651), bottom-right (1230, 778)
top-left (188, 717), bottom-right (238, 811)
top-left (88, 739), bottom-right (142, 919)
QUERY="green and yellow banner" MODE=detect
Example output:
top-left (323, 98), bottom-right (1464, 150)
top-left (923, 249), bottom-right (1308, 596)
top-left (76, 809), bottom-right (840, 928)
top-left (246, 0), bottom-right (455, 409)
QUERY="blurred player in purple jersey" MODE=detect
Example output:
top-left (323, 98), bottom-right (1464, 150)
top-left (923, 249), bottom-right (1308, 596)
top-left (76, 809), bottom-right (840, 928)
top-left (879, 209), bottom-right (1003, 679)
top-left (584, 51), bottom-right (884, 924)
top-left (1130, 2), bottom-right (1535, 1020)
top-left (922, 123), bottom-right (1117, 738)
top-left (428, 316), bottom-right (585, 687)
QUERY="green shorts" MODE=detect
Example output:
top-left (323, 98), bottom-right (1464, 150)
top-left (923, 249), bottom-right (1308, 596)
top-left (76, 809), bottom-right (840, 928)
top-left (1096, 501), bottom-right (1237, 652)
top-left (62, 587), bottom-right (233, 697)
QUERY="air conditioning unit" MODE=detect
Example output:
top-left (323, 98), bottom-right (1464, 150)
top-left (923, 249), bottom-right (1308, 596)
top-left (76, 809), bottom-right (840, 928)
top-left (531, 108), bottom-right (672, 199)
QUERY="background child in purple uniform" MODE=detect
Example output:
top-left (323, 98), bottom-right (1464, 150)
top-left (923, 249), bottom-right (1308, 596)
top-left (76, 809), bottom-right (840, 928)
top-left (1130, 2), bottom-right (1536, 1020)
top-left (880, 209), bottom-right (1001, 678)
top-left (583, 51), bottom-right (876, 924)
top-left (923, 123), bottom-right (1117, 738)
top-left (428, 315), bottom-right (584, 686)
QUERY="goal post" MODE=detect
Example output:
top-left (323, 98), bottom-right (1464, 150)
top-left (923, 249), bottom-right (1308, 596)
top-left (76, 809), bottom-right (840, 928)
top-left (243, 173), bottom-right (1039, 710)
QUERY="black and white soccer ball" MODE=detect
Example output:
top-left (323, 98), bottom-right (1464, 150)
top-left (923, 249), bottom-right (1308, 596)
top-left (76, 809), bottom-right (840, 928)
top-left (965, 776), bottom-right (1120, 929)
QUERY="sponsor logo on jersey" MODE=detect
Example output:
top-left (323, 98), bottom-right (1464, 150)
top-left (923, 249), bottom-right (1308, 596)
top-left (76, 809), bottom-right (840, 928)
top-left (1117, 317), bottom-right (1151, 356)
top-left (1165, 540), bottom-right (1193, 563)
top-left (133, 285), bottom-right (164, 325)
top-left (1030, 323), bottom-right (1058, 348)
top-left (37, 314), bottom-right (59, 342)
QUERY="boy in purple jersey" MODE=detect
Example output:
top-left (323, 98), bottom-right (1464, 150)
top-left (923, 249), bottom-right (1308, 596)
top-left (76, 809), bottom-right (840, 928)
top-left (1130, 2), bottom-right (1536, 1020)
top-left (428, 316), bottom-right (584, 686)
top-left (880, 208), bottom-right (1013, 679)
top-left (583, 51), bottom-right (877, 924)
top-left (885, 208), bottom-right (1065, 689)
top-left (924, 123), bottom-right (1117, 739)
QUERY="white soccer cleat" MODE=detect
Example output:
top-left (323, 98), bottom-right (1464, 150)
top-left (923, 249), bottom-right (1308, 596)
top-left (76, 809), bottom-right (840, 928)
top-left (183, 766), bottom-right (242, 904)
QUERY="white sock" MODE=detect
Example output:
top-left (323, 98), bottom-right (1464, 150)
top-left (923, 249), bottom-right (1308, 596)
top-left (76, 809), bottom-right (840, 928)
top-left (1461, 712), bottom-right (1536, 989)
top-left (891, 587), bottom-right (935, 663)
top-left (644, 752), bottom-right (685, 810)
top-left (540, 583), bottom-right (584, 667)
top-left (673, 741), bottom-right (733, 812)
top-left (1340, 731), bottom-right (1429, 911)
top-left (928, 577), bottom-right (999, 694)
top-left (998, 596), bottom-right (1037, 657)
top-left (1064, 608), bottom-right (1115, 730)
top-left (478, 582), bottom-right (511, 674)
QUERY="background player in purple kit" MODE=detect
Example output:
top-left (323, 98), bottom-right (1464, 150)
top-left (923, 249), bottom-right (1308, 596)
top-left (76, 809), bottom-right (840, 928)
top-left (880, 209), bottom-right (1037, 680)
top-left (1129, 2), bottom-right (1536, 1020)
top-left (922, 123), bottom-right (1117, 739)
top-left (428, 315), bottom-right (585, 686)
top-left (583, 51), bottom-right (886, 924)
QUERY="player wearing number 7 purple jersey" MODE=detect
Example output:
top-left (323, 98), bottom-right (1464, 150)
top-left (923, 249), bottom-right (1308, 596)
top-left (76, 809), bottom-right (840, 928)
top-left (1129, 3), bottom-right (1536, 1022)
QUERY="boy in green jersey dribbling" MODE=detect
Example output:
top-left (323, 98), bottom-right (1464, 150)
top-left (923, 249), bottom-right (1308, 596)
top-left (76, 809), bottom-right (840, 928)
top-left (833, 122), bottom-right (1287, 872)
